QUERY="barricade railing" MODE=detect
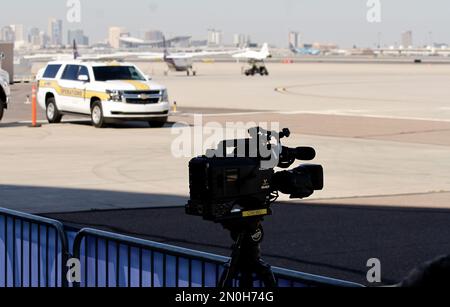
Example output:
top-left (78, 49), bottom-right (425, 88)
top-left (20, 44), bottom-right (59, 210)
top-left (0, 207), bottom-right (363, 288)
top-left (0, 208), bottom-right (70, 287)
top-left (72, 228), bottom-right (363, 288)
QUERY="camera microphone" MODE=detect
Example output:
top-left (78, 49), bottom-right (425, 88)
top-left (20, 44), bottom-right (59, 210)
top-left (281, 146), bottom-right (316, 162)
top-left (294, 147), bottom-right (316, 161)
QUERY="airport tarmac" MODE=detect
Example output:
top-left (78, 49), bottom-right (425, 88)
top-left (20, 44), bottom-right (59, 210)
top-left (1, 62), bottom-right (450, 285)
top-left (1, 62), bottom-right (450, 212)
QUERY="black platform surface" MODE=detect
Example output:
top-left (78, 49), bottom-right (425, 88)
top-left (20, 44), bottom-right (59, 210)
top-left (43, 202), bottom-right (450, 286)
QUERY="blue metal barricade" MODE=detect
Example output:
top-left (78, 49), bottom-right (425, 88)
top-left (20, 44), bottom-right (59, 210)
top-left (0, 207), bottom-right (363, 288)
top-left (0, 208), bottom-right (70, 287)
top-left (72, 228), bottom-right (363, 288)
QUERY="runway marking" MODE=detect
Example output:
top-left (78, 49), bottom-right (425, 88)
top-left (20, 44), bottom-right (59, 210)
top-left (177, 110), bottom-right (450, 123)
top-left (304, 190), bottom-right (450, 203)
top-left (275, 79), bottom-right (447, 105)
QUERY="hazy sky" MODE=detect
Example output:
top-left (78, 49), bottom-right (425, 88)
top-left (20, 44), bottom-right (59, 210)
top-left (2, 0), bottom-right (450, 47)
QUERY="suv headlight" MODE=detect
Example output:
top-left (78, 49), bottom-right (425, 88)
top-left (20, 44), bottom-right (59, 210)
top-left (106, 90), bottom-right (123, 102)
top-left (161, 89), bottom-right (169, 102)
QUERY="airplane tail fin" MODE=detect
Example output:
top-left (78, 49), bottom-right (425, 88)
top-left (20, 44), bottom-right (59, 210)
top-left (162, 35), bottom-right (169, 59)
top-left (261, 43), bottom-right (271, 58)
top-left (73, 40), bottom-right (80, 60)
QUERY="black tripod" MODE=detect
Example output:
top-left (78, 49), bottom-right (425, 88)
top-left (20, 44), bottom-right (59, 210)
top-left (218, 218), bottom-right (277, 288)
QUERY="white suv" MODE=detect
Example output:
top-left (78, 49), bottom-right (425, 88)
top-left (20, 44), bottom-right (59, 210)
top-left (0, 53), bottom-right (10, 121)
top-left (36, 61), bottom-right (170, 128)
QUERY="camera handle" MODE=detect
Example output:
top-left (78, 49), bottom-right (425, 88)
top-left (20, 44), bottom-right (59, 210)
top-left (218, 221), bottom-right (277, 288)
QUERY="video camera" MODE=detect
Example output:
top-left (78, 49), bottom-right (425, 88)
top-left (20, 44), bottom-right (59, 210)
top-left (185, 127), bottom-right (324, 222)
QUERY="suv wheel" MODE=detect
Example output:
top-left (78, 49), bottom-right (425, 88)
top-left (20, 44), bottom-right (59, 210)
top-left (91, 101), bottom-right (106, 128)
top-left (148, 117), bottom-right (168, 128)
top-left (46, 97), bottom-right (63, 124)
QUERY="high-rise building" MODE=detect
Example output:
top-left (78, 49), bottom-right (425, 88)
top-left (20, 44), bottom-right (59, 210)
top-left (68, 29), bottom-right (89, 46)
top-left (401, 31), bottom-right (413, 48)
top-left (39, 31), bottom-right (49, 48)
top-left (48, 18), bottom-right (63, 46)
top-left (207, 29), bottom-right (222, 46)
top-left (109, 27), bottom-right (128, 48)
top-left (289, 31), bottom-right (300, 48)
top-left (28, 27), bottom-right (47, 47)
top-left (233, 34), bottom-right (247, 47)
top-left (28, 28), bottom-right (40, 45)
top-left (10, 24), bottom-right (25, 42)
top-left (144, 30), bottom-right (164, 42)
top-left (0, 26), bottom-right (15, 42)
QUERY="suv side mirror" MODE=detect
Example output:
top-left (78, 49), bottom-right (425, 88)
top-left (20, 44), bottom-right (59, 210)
top-left (145, 75), bottom-right (152, 81)
top-left (0, 52), bottom-right (5, 60)
top-left (78, 75), bottom-right (89, 82)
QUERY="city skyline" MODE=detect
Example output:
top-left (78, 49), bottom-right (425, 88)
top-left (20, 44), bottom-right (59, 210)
top-left (1, 22), bottom-right (438, 51)
top-left (1, 0), bottom-right (450, 48)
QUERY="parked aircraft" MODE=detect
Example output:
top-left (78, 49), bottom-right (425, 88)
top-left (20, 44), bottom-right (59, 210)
top-left (289, 43), bottom-right (321, 56)
top-left (232, 43), bottom-right (272, 76)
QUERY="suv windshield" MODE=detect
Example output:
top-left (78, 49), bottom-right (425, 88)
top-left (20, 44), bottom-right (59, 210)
top-left (93, 66), bottom-right (146, 82)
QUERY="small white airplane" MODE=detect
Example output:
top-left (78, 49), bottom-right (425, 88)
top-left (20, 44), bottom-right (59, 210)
top-left (232, 43), bottom-right (272, 76)
top-left (136, 38), bottom-right (239, 76)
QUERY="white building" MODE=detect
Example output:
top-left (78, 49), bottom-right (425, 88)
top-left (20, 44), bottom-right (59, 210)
top-left (109, 27), bottom-right (128, 49)
top-left (401, 31), bottom-right (413, 49)
top-left (207, 29), bottom-right (223, 46)
top-left (10, 24), bottom-right (25, 43)
top-left (0, 26), bottom-right (15, 42)
top-left (233, 34), bottom-right (247, 47)
top-left (289, 31), bottom-right (300, 48)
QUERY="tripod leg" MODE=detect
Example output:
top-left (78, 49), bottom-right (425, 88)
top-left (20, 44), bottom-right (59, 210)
top-left (218, 263), bottom-right (235, 288)
top-left (218, 234), bottom-right (244, 288)
top-left (254, 259), bottom-right (277, 288)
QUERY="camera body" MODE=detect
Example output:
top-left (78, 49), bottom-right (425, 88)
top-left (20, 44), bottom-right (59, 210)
top-left (186, 127), bottom-right (324, 222)
top-left (186, 156), bottom-right (275, 221)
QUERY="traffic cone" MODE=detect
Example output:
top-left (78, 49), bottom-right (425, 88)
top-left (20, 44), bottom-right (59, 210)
top-left (29, 83), bottom-right (41, 128)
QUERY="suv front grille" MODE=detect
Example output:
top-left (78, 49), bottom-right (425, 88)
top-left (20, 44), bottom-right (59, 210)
top-left (123, 90), bottom-right (161, 95)
top-left (126, 98), bottom-right (160, 104)
top-left (123, 90), bottom-right (162, 105)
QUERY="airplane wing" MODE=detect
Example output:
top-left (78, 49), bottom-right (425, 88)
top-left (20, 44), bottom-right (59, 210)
top-left (232, 43), bottom-right (271, 61)
top-left (23, 53), bottom-right (132, 62)
top-left (166, 49), bottom-right (242, 59)
top-left (120, 36), bottom-right (192, 47)
top-left (137, 50), bottom-right (240, 60)
top-left (135, 52), bottom-right (165, 60)
top-left (190, 50), bottom-right (241, 57)
top-left (23, 54), bottom-right (72, 61)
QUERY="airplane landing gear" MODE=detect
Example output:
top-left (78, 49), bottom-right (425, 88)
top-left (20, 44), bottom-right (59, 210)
top-left (244, 64), bottom-right (269, 76)
top-left (259, 66), bottom-right (269, 76)
top-left (186, 67), bottom-right (197, 77)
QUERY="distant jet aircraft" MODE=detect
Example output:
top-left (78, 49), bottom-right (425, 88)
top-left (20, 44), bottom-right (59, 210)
top-left (289, 43), bottom-right (321, 56)
top-left (232, 43), bottom-right (272, 76)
